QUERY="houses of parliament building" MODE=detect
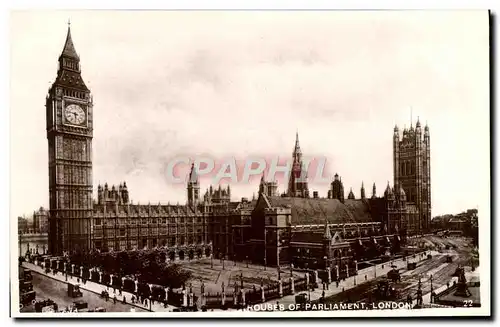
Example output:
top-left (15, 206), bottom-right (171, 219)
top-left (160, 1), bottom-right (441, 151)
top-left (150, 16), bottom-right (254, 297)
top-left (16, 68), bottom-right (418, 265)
top-left (46, 26), bottom-right (431, 271)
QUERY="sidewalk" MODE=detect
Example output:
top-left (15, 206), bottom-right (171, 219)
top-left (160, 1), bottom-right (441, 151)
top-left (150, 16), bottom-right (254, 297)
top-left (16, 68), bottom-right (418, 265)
top-left (263, 252), bottom-right (429, 309)
top-left (22, 261), bottom-right (177, 312)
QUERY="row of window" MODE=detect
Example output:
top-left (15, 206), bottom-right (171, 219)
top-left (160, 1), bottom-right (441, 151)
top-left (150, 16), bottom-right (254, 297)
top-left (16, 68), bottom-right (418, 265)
top-left (93, 228), bottom-right (204, 236)
top-left (63, 89), bottom-right (85, 99)
top-left (93, 236), bottom-right (204, 247)
top-left (62, 58), bottom-right (79, 70)
top-left (93, 217), bottom-right (206, 225)
top-left (399, 160), bottom-right (428, 176)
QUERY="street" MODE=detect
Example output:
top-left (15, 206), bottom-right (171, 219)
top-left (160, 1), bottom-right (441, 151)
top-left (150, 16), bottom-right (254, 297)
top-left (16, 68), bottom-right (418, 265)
top-left (316, 237), bottom-right (476, 306)
top-left (20, 271), bottom-right (147, 313)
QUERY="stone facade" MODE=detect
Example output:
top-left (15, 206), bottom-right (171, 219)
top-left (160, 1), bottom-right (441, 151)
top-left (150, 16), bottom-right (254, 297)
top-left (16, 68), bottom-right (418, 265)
top-left (393, 121), bottom-right (431, 234)
top-left (45, 26), bottom-right (430, 259)
top-left (46, 26), bottom-right (94, 255)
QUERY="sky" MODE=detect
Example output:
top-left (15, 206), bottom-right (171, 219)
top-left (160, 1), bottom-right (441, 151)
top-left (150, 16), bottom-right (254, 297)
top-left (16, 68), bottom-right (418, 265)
top-left (10, 10), bottom-right (490, 219)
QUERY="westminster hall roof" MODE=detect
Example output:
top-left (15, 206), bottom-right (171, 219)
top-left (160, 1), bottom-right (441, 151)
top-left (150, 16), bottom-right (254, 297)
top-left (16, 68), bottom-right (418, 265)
top-left (262, 194), bottom-right (375, 225)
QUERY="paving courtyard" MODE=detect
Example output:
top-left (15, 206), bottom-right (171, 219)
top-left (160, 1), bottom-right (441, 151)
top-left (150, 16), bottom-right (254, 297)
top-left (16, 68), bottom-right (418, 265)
top-left (177, 258), bottom-right (305, 295)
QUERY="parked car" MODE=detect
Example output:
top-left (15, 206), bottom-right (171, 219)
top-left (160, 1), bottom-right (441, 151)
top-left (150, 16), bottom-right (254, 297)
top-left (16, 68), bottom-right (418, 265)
top-left (68, 284), bottom-right (83, 298)
top-left (295, 293), bottom-right (308, 305)
top-left (72, 300), bottom-right (88, 312)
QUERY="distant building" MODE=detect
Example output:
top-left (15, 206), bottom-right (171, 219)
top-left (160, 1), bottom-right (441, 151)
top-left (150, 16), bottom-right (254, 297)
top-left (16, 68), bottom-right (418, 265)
top-left (431, 209), bottom-right (478, 243)
top-left (18, 217), bottom-right (28, 234)
top-left (33, 207), bottom-right (49, 234)
top-left (26, 216), bottom-right (35, 234)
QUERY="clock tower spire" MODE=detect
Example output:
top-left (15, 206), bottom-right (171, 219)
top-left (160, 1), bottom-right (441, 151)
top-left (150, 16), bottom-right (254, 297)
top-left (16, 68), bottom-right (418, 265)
top-left (46, 24), bottom-right (93, 255)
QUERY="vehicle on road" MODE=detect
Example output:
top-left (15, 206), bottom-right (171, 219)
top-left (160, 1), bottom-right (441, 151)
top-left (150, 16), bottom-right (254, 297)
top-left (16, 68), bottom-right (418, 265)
top-left (20, 290), bottom-right (36, 305)
top-left (68, 283), bottom-right (83, 298)
top-left (387, 268), bottom-right (401, 282)
top-left (34, 299), bottom-right (58, 312)
top-left (295, 293), bottom-right (309, 305)
top-left (72, 300), bottom-right (89, 312)
top-left (373, 278), bottom-right (401, 301)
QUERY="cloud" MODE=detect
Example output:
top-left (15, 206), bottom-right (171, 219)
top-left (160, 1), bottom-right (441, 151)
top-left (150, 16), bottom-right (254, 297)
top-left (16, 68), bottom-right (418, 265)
top-left (10, 11), bottom-right (490, 218)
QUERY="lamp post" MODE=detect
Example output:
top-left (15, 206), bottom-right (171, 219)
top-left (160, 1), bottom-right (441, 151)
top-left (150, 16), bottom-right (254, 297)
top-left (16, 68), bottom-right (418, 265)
top-left (234, 254), bottom-right (237, 266)
top-left (222, 253), bottom-right (225, 270)
top-left (246, 255), bottom-right (249, 268)
top-left (210, 252), bottom-right (213, 269)
top-left (290, 263), bottom-right (294, 277)
top-left (18, 232), bottom-right (22, 258)
top-left (149, 295), bottom-right (152, 312)
top-left (305, 262), bottom-right (311, 301)
top-left (277, 266), bottom-right (281, 281)
top-left (323, 255), bottom-right (328, 282)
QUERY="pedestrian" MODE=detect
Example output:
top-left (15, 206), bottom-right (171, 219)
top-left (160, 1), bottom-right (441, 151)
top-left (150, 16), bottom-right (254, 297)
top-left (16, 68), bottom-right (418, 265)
top-left (119, 289), bottom-right (122, 296)
top-left (342, 287), bottom-right (345, 292)
top-left (447, 281), bottom-right (450, 289)
top-left (365, 275), bottom-right (367, 281)
top-left (122, 296), bottom-right (126, 304)
top-left (145, 299), bottom-right (148, 307)
top-left (131, 296), bottom-right (135, 304)
top-left (113, 295), bottom-right (117, 304)
top-left (336, 281), bottom-right (339, 288)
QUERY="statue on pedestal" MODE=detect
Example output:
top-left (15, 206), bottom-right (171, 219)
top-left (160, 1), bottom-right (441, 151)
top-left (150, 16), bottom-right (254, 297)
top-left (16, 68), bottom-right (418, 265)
top-left (454, 267), bottom-right (471, 298)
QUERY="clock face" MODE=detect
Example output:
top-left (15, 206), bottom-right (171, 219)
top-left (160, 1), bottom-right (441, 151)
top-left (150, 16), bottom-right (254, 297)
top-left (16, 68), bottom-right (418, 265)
top-left (65, 104), bottom-right (86, 126)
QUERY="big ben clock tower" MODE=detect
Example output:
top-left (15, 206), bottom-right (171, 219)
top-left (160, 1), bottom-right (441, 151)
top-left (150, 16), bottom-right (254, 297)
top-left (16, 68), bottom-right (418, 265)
top-left (46, 24), bottom-right (93, 255)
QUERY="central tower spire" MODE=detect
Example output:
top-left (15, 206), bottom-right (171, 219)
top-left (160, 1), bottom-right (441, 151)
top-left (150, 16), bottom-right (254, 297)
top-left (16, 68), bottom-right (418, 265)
top-left (187, 163), bottom-right (200, 207)
top-left (287, 131), bottom-right (309, 198)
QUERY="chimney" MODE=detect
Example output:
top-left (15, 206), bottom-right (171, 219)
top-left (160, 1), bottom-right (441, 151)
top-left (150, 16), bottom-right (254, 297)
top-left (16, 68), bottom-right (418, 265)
top-left (313, 191), bottom-right (319, 199)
